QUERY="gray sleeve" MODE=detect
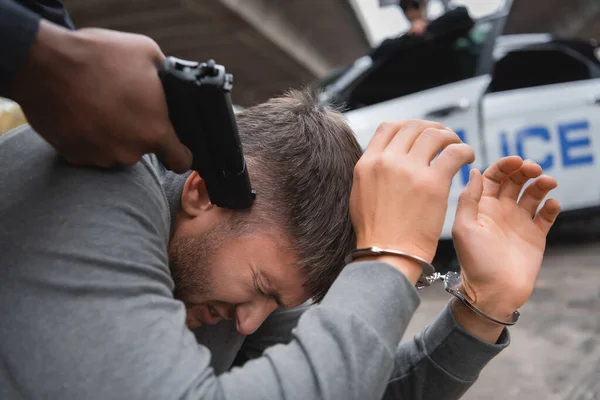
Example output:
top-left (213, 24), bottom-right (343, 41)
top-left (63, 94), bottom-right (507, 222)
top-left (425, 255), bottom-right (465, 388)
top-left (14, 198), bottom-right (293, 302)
top-left (0, 127), bottom-right (422, 400)
top-left (382, 303), bottom-right (510, 400)
top-left (235, 303), bottom-right (311, 363)
top-left (236, 294), bottom-right (510, 400)
top-left (217, 263), bottom-right (420, 400)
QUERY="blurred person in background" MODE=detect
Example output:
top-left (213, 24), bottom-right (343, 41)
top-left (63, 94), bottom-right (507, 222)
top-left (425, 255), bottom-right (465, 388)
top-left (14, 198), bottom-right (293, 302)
top-left (401, 0), bottom-right (430, 35)
top-left (379, 0), bottom-right (452, 36)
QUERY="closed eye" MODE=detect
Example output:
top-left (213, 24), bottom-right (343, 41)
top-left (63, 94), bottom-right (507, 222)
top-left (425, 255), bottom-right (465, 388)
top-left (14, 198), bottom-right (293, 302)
top-left (255, 271), bottom-right (285, 307)
top-left (253, 274), bottom-right (268, 297)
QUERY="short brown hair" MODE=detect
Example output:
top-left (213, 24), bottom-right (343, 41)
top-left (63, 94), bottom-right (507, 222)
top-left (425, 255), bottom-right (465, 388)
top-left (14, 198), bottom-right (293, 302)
top-left (236, 89), bottom-right (363, 302)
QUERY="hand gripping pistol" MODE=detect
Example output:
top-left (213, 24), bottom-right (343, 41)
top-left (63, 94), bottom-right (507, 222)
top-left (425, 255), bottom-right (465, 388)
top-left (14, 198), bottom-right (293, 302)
top-left (159, 57), bottom-right (255, 209)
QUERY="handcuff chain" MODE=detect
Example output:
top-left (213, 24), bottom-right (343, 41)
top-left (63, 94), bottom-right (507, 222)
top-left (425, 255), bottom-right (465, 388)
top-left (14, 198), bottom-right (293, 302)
top-left (432, 271), bottom-right (520, 327)
top-left (346, 247), bottom-right (519, 326)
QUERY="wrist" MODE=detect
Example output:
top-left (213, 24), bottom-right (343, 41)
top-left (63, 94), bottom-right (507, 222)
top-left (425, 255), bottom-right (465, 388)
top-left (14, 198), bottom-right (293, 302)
top-left (350, 253), bottom-right (423, 285)
top-left (461, 281), bottom-right (518, 322)
top-left (379, 255), bottom-right (424, 284)
top-left (350, 243), bottom-right (437, 286)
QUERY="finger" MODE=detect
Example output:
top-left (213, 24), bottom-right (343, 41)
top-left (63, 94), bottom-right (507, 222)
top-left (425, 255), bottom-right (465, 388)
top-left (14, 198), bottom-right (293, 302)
top-left (363, 121), bottom-right (404, 156)
top-left (408, 128), bottom-right (462, 165)
top-left (111, 147), bottom-right (144, 166)
top-left (454, 169), bottom-right (483, 228)
top-left (61, 154), bottom-right (86, 166)
top-left (498, 160), bottom-right (543, 200)
top-left (58, 139), bottom-right (116, 168)
top-left (387, 120), bottom-right (449, 154)
top-left (518, 175), bottom-right (558, 217)
top-left (63, 153), bottom-right (115, 168)
top-left (135, 33), bottom-right (166, 67)
top-left (154, 125), bottom-right (193, 173)
top-left (63, 147), bottom-right (117, 167)
top-left (534, 198), bottom-right (561, 235)
top-left (482, 156), bottom-right (523, 198)
top-left (430, 143), bottom-right (475, 180)
top-left (149, 42), bottom-right (166, 68)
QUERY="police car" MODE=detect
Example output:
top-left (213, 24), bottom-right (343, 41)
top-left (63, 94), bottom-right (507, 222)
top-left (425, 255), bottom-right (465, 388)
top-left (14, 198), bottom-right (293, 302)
top-left (318, 3), bottom-right (600, 257)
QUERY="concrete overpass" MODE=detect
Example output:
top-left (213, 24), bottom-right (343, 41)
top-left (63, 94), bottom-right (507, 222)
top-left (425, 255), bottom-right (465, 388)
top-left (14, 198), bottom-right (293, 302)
top-left (62, 0), bottom-right (370, 107)
top-left (499, 0), bottom-right (600, 41)
top-left (22, 0), bottom-right (600, 109)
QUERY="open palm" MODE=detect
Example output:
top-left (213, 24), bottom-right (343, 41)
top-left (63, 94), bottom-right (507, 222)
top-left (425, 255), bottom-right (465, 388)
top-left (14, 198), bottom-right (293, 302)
top-left (452, 157), bottom-right (561, 318)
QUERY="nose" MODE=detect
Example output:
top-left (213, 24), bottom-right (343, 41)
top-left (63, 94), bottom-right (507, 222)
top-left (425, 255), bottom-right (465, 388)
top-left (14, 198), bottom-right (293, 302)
top-left (235, 299), bottom-right (279, 335)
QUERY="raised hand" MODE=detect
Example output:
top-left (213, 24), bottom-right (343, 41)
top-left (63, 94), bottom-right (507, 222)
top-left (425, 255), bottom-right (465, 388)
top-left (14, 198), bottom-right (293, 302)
top-left (350, 120), bottom-right (474, 283)
top-left (452, 156), bottom-right (561, 322)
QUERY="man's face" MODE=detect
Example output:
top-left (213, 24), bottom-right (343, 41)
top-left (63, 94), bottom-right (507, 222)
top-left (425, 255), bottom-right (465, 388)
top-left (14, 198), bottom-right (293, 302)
top-left (168, 172), bottom-right (310, 335)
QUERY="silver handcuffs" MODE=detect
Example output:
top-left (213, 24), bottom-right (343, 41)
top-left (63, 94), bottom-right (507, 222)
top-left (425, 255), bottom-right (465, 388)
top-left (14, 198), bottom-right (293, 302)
top-left (345, 246), bottom-right (436, 288)
top-left (346, 247), bottom-right (520, 326)
top-left (442, 271), bottom-right (520, 326)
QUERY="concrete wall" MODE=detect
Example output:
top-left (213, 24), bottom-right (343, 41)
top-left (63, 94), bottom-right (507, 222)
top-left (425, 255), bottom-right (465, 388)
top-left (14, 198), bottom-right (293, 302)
top-left (62, 0), bottom-right (370, 106)
top-left (504, 0), bottom-right (600, 40)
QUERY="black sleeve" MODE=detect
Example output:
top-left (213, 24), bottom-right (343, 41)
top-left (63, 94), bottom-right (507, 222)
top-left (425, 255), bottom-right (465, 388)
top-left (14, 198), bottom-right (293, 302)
top-left (0, 0), bottom-right (73, 96)
top-left (14, 0), bottom-right (74, 29)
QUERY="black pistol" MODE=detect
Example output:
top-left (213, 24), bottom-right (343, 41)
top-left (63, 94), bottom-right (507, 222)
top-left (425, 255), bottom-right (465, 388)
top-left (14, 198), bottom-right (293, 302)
top-left (159, 57), bottom-right (255, 209)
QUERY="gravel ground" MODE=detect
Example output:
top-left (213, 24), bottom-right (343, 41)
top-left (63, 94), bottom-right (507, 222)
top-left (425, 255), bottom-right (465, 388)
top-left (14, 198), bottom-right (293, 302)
top-left (402, 233), bottom-right (600, 400)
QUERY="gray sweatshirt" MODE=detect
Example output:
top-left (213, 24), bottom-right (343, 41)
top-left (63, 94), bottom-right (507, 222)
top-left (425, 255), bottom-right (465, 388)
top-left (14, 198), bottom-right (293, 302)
top-left (0, 125), bottom-right (508, 400)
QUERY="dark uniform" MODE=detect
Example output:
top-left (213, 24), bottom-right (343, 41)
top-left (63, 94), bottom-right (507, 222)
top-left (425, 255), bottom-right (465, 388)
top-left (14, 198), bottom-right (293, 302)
top-left (379, 0), bottom-right (428, 10)
top-left (379, 0), bottom-right (451, 13)
top-left (0, 0), bottom-right (73, 94)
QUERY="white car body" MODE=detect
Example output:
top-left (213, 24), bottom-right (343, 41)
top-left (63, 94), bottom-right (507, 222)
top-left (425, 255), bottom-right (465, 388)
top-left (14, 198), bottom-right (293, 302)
top-left (319, 5), bottom-right (600, 240)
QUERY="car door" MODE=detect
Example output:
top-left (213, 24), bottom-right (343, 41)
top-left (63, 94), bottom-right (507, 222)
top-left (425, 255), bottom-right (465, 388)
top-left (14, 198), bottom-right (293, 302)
top-left (482, 42), bottom-right (600, 213)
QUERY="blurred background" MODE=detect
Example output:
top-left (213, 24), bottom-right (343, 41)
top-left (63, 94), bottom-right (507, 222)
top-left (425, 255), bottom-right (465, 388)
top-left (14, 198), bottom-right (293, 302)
top-left (3, 0), bottom-right (600, 129)
top-left (2, 1), bottom-right (600, 398)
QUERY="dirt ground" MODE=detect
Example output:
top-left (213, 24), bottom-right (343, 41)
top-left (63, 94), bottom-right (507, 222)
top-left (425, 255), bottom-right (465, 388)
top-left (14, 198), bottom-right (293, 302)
top-left (402, 233), bottom-right (600, 400)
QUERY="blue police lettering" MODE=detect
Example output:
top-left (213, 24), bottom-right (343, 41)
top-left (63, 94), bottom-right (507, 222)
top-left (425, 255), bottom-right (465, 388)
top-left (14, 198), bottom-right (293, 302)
top-left (515, 126), bottom-right (553, 170)
top-left (500, 120), bottom-right (593, 170)
top-left (559, 121), bottom-right (593, 167)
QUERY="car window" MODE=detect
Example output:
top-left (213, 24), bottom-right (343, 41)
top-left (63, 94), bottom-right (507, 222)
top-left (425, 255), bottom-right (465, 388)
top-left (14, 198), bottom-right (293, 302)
top-left (488, 45), bottom-right (592, 93)
top-left (342, 20), bottom-right (494, 110)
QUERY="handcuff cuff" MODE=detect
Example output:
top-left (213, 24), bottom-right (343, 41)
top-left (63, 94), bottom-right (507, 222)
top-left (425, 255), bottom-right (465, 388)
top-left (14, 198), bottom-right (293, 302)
top-left (346, 246), bottom-right (520, 326)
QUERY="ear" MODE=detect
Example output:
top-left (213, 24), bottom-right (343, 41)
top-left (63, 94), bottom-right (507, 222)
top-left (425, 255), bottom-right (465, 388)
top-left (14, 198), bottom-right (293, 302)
top-left (180, 171), bottom-right (213, 218)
